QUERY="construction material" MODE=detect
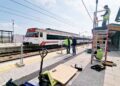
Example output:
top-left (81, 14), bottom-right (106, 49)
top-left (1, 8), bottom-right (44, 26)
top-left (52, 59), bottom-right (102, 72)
top-left (108, 23), bottom-right (120, 31)
top-left (102, 61), bottom-right (117, 67)
top-left (87, 49), bottom-right (92, 54)
top-left (49, 64), bottom-right (77, 85)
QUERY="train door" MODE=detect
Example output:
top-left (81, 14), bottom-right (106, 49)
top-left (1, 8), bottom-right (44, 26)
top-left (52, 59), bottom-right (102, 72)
top-left (38, 31), bottom-right (47, 45)
top-left (43, 32), bottom-right (47, 41)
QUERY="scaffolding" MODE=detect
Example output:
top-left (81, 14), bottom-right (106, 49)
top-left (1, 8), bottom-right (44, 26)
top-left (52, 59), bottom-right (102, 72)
top-left (91, 7), bottom-right (109, 64)
top-left (91, 28), bottom-right (109, 64)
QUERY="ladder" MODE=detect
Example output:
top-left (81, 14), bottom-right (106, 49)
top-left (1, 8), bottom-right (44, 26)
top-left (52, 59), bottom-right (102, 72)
top-left (91, 1), bottom-right (110, 64)
top-left (91, 28), bottom-right (109, 64)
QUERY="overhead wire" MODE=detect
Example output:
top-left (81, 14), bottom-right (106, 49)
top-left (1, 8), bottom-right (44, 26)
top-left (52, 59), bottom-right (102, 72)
top-left (9, 0), bottom-right (79, 29)
top-left (0, 9), bottom-right (64, 28)
top-left (23, 0), bottom-right (80, 28)
top-left (0, 5), bottom-right (71, 29)
top-left (0, 6), bottom-right (59, 26)
top-left (0, 5), bottom-right (40, 19)
top-left (0, 9), bottom-right (42, 22)
top-left (24, 0), bottom-right (62, 18)
top-left (81, 0), bottom-right (93, 22)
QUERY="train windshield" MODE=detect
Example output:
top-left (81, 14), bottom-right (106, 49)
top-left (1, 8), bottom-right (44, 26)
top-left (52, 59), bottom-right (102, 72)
top-left (25, 32), bottom-right (38, 37)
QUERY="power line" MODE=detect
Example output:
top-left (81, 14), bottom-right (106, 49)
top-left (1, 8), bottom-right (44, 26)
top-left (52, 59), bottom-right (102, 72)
top-left (9, 0), bottom-right (78, 28)
top-left (0, 9), bottom-right (59, 26)
top-left (24, 0), bottom-right (59, 17)
top-left (0, 5), bottom-right (71, 29)
top-left (0, 5), bottom-right (39, 19)
top-left (24, 0), bottom-right (79, 28)
top-left (81, 0), bottom-right (93, 22)
top-left (9, 0), bottom-right (62, 21)
top-left (0, 5), bottom-right (60, 26)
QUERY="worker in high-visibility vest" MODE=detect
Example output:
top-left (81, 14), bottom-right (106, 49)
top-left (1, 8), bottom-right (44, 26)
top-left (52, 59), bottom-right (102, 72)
top-left (63, 37), bottom-right (72, 54)
top-left (94, 46), bottom-right (103, 61)
top-left (101, 5), bottom-right (111, 27)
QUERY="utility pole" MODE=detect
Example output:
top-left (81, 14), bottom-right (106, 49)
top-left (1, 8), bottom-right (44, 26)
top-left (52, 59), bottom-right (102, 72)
top-left (93, 0), bottom-right (98, 28)
top-left (95, 0), bottom-right (98, 16)
top-left (95, 0), bottom-right (98, 27)
top-left (12, 19), bottom-right (14, 43)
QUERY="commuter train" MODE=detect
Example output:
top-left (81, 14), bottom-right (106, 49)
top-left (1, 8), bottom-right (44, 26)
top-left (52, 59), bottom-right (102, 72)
top-left (23, 28), bottom-right (91, 47)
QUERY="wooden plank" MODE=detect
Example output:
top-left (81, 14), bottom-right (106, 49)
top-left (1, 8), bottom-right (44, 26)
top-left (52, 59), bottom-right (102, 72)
top-left (108, 24), bottom-right (120, 31)
top-left (49, 64), bottom-right (77, 85)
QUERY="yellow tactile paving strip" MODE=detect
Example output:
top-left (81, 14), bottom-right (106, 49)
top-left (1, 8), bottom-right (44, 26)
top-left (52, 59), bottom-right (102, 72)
top-left (0, 45), bottom-right (89, 74)
top-left (0, 50), bottom-right (66, 73)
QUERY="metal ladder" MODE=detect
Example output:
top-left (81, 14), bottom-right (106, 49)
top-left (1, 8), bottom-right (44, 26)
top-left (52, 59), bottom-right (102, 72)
top-left (91, 29), bottom-right (109, 64)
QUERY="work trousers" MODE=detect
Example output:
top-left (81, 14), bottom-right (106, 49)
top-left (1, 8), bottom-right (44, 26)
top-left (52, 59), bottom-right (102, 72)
top-left (66, 46), bottom-right (70, 54)
top-left (102, 20), bottom-right (107, 28)
top-left (72, 46), bottom-right (76, 56)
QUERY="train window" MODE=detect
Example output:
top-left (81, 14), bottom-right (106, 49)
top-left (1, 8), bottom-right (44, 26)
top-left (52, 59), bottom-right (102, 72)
top-left (47, 34), bottom-right (66, 40)
top-left (34, 32), bottom-right (38, 37)
top-left (40, 32), bottom-right (43, 37)
top-left (26, 32), bottom-right (38, 37)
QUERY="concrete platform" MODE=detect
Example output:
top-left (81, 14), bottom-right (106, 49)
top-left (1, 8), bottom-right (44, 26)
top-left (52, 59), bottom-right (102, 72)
top-left (0, 43), bottom-right (21, 48)
top-left (28, 49), bottom-right (120, 86)
top-left (0, 45), bottom-right (89, 85)
top-left (1, 44), bottom-right (120, 86)
top-left (70, 51), bottom-right (120, 86)
top-left (0, 43), bottom-right (21, 54)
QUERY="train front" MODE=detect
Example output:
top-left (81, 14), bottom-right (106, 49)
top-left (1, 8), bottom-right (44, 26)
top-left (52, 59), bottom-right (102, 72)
top-left (23, 28), bottom-right (43, 46)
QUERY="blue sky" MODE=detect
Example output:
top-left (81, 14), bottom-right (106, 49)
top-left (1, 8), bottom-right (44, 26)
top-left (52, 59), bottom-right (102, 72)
top-left (0, 0), bottom-right (120, 36)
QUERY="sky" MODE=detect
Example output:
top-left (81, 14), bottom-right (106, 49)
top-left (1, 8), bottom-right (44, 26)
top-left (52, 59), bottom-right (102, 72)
top-left (0, 0), bottom-right (120, 36)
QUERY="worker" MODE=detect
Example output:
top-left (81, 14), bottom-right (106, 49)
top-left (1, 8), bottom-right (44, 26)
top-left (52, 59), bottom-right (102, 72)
top-left (101, 5), bottom-right (111, 27)
top-left (63, 37), bottom-right (72, 54)
top-left (72, 37), bottom-right (77, 56)
top-left (94, 46), bottom-right (103, 61)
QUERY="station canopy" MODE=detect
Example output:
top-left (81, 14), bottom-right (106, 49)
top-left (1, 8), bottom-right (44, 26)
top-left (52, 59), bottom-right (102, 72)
top-left (115, 8), bottom-right (120, 22)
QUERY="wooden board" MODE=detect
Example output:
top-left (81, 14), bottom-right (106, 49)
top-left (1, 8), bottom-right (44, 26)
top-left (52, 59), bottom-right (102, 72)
top-left (49, 64), bottom-right (77, 85)
top-left (102, 61), bottom-right (114, 67)
top-left (108, 24), bottom-right (120, 31)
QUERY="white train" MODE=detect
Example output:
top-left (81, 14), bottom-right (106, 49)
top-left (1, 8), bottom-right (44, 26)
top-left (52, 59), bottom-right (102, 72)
top-left (23, 28), bottom-right (91, 47)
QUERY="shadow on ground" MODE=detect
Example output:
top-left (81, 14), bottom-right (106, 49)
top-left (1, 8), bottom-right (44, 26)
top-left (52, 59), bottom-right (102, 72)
top-left (71, 62), bottom-right (106, 86)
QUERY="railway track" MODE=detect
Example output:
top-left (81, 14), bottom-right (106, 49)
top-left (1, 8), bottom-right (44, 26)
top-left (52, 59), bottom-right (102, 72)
top-left (0, 47), bottom-right (65, 63)
top-left (0, 44), bottom-right (89, 63)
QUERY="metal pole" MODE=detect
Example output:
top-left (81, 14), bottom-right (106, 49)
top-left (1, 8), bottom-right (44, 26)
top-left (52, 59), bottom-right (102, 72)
top-left (16, 43), bottom-right (24, 67)
top-left (95, 0), bottom-right (98, 27)
top-left (93, 0), bottom-right (98, 28)
top-left (20, 43), bottom-right (23, 64)
top-left (39, 56), bottom-right (44, 86)
top-left (12, 19), bottom-right (14, 43)
top-left (96, 0), bottom-right (98, 13)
